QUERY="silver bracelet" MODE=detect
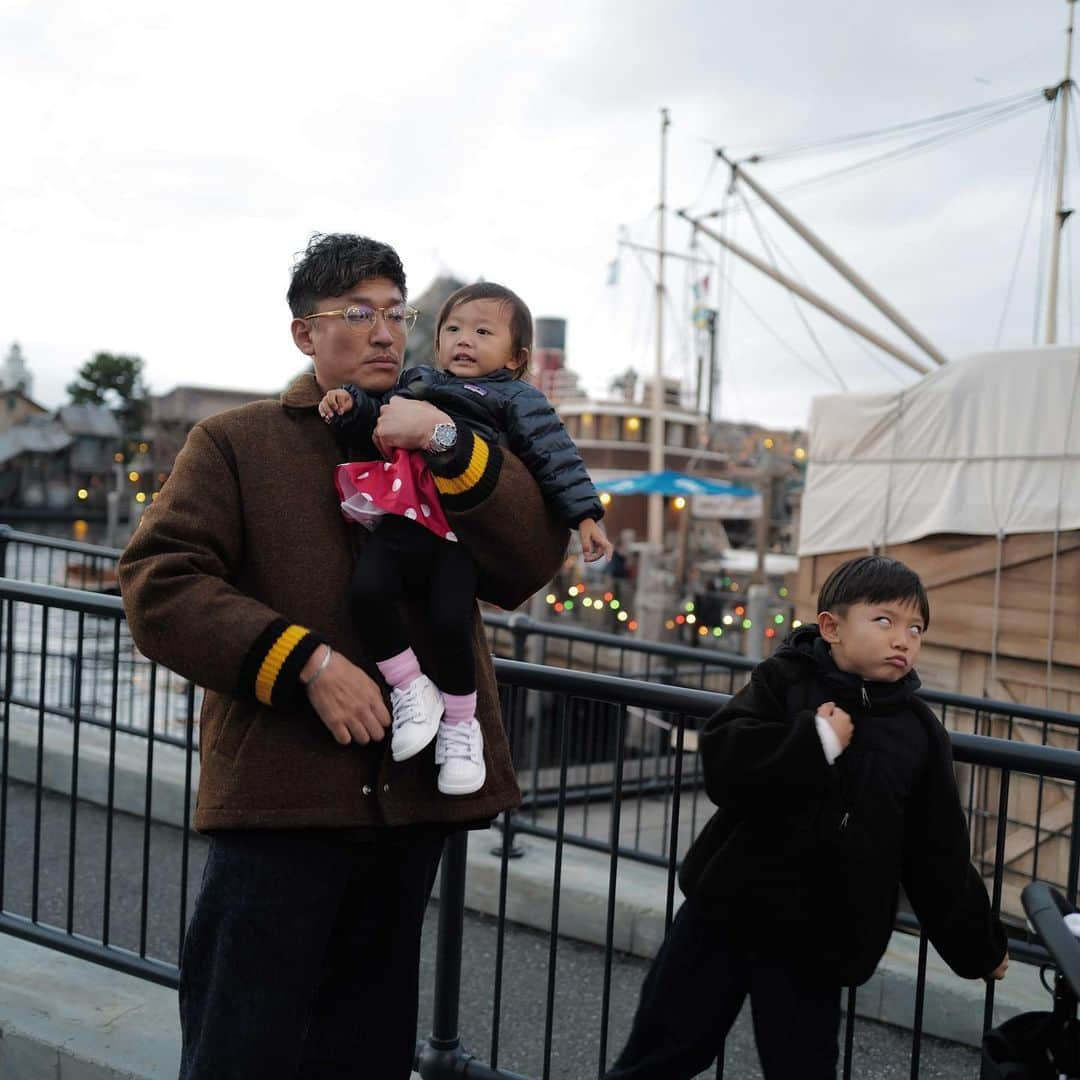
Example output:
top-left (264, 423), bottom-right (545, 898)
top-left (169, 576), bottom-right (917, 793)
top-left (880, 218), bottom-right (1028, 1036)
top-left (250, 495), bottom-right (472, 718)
top-left (303, 645), bottom-right (332, 689)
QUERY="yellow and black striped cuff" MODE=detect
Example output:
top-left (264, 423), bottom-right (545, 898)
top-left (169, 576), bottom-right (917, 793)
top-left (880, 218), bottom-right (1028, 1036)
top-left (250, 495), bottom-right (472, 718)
top-left (427, 427), bottom-right (502, 512)
top-left (241, 619), bottom-right (324, 707)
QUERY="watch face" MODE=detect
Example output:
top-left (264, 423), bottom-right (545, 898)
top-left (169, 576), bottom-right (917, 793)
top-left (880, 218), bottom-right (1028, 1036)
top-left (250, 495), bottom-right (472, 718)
top-left (434, 423), bottom-right (457, 451)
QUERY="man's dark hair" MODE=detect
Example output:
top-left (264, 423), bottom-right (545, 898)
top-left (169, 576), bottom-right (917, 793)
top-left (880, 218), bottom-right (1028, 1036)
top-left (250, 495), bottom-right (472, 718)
top-left (817, 554), bottom-right (930, 629)
top-left (435, 282), bottom-right (533, 380)
top-left (287, 233), bottom-right (407, 317)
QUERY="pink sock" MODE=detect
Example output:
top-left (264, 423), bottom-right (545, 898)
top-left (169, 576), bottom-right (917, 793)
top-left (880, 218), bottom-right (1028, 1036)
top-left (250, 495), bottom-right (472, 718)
top-left (442, 691), bottom-right (477, 725)
top-left (377, 648), bottom-right (422, 690)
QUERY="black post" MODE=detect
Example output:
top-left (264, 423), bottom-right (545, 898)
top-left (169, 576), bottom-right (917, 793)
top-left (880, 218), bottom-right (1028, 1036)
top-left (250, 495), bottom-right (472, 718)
top-left (417, 829), bottom-right (471, 1078)
top-left (507, 612), bottom-right (530, 662)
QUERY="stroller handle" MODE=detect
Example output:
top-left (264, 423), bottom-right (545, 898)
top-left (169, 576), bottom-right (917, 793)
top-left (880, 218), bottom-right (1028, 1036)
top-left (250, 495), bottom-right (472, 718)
top-left (1022, 881), bottom-right (1080, 999)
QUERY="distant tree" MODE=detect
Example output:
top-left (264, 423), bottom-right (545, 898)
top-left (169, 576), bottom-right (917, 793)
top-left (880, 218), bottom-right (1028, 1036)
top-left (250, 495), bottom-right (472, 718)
top-left (67, 352), bottom-right (148, 435)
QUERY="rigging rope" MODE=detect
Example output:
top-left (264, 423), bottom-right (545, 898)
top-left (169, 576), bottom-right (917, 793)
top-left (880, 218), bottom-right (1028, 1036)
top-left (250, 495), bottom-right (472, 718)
top-left (1045, 353), bottom-right (1080, 707)
top-left (995, 101), bottom-right (1056, 347)
top-left (1033, 98), bottom-right (1059, 343)
top-left (708, 95), bottom-right (1047, 220)
top-left (735, 185), bottom-right (848, 390)
top-left (743, 89), bottom-right (1045, 164)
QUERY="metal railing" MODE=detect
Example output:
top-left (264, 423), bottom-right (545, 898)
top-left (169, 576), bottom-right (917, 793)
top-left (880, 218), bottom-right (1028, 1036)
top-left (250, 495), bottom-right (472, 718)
top-left (3, 578), bottom-right (1080, 1076)
top-left (4, 524), bottom-right (1080, 910)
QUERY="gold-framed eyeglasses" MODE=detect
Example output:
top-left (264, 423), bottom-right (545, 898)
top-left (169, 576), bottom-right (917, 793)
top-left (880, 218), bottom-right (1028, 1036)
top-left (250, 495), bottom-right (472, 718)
top-left (303, 304), bottom-right (419, 334)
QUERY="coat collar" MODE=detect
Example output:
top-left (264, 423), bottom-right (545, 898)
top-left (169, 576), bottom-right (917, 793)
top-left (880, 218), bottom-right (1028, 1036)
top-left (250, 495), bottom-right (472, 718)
top-left (281, 372), bottom-right (323, 410)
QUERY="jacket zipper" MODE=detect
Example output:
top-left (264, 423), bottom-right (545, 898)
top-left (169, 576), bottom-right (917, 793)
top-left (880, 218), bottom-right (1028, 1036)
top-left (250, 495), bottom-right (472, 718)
top-left (839, 684), bottom-right (872, 832)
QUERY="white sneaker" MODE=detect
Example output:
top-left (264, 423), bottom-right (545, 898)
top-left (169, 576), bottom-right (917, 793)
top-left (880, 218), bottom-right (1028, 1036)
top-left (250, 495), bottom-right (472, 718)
top-left (435, 718), bottom-right (486, 795)
top-left (390, 675), bottom-right (444, 762)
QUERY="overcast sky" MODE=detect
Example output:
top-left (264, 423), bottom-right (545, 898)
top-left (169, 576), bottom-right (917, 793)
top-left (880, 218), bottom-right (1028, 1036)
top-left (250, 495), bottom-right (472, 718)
top-left (2, 0), bottom-right (1076, 428)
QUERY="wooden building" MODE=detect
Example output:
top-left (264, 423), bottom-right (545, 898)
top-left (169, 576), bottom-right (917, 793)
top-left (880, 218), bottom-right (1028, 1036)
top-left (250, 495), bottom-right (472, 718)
top-left (795, 345), bottom-right (1080, 918)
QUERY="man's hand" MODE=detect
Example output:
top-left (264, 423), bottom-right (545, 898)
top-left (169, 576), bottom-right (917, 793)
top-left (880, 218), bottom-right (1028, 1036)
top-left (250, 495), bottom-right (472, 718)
top-left (301, 647), bottom-right (390, 745)
top-left (579, 519), bottom-right (614, 562)
top-left (372, 398), bottom-right (453, 459)
top-left (318, 388), bottom-right (354, 423)
top-left (988, 954), bottom-right (1009, 981)
top-left (817, 701), bottom-right (854, 751)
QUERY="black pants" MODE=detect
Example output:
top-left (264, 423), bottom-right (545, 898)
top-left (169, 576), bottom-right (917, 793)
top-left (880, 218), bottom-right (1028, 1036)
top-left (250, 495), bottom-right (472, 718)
top-left (178, 825), bottom-right (446, 1079)
top-left (605, 897), bottom-right (841, 1080)
top-left (351, 516), bottom-right (478, 695)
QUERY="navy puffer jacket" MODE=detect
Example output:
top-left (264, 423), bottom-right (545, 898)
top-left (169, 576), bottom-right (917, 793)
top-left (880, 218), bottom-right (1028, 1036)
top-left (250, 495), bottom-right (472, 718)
top-left (337, 366), bottom-right (604, 527)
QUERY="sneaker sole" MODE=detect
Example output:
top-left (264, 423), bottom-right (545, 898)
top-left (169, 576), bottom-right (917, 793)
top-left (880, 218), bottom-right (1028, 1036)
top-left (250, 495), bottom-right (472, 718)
top-left (391, 721), bottom-right (441, 762)
top-left (437, 766), bottom-right (487, 796)
top-left (391, 698), bottom-right (444, 762)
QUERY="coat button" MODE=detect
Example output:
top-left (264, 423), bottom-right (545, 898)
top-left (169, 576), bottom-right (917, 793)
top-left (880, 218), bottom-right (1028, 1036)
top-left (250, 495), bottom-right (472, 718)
top-left (362, 784), bottom-right (372, 795)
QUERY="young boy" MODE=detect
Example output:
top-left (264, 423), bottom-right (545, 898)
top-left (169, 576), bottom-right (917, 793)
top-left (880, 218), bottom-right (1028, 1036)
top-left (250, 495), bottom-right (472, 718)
top-left (319, 282), bottom-right (612, 796)
top-left (606, 555), bottom-right (1008, 1079)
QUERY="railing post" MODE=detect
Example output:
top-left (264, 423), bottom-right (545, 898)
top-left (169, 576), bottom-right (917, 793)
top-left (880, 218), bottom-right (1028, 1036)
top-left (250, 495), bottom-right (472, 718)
top-left (0, 524), bottom-right (10, 578)
top-left (506, 612), bottom-right (531, 662)
top-left (489, 809), bottom-right (524, 860)
top-left (417, 829), bottom-right (473, 1078)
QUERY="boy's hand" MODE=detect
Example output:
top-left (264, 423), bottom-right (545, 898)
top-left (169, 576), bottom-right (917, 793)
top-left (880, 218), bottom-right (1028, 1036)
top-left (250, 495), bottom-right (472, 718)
top-left (318, 388), bottom-right (354, 423)
top-left (579, 519), bottom-right (614, 562)
top-left (817, 701), bottom-right (854, 751)
top-left (988, 954), bottom-right (1009, 980)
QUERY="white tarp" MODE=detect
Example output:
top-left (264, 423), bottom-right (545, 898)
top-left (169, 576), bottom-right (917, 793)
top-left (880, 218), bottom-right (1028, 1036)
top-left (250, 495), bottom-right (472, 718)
top-left (798, 345), bottom-right (1080, 556)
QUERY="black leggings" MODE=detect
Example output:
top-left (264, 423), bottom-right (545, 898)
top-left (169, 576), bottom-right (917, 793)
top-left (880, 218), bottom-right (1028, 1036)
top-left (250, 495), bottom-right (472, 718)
top-left (350, 515), bottom-right (478, 695)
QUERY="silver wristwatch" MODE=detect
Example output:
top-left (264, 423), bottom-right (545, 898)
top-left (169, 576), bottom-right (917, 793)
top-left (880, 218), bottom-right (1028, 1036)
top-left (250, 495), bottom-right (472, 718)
top-left (427, 421), bottom-right (458, 454)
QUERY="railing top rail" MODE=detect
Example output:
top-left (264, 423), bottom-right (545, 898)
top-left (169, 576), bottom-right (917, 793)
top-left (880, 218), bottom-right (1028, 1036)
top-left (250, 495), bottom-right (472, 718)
top-left (950, 730), bottom-right (1080, 781)
top-left (919, 686), bottom-right (1080, 728)
top-left (494, 657), bottom-right (723, 716)
top-left (0, 524), bottom-right (124, 560)
top-left (489, 611), bottom-right (754, 669)
top-left (0, 528), bottom-right (1077, 732)
top-left (490, 615), bottom-right (1080, 730)
top-left (496, 657), bottom-right (1080, 778)
top-left (0, 577), bottom-right (125, 617)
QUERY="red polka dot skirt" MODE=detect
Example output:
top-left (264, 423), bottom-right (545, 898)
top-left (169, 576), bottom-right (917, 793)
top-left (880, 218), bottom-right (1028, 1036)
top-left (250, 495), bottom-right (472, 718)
top-left (335, 448), bottom-right (458, 541)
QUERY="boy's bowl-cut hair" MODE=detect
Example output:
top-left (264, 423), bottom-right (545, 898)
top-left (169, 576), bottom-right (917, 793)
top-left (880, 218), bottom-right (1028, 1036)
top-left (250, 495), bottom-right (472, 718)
top-left (817, 554), bottom-right (930, 629)
top-left (287, 233), bottom-right (407, 318)
top-left (435, 282), bottom-right (533, 381)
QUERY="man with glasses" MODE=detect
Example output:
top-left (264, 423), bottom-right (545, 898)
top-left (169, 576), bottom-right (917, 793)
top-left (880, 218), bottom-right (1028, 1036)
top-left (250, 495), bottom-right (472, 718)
top-left (119, 233), bottom-right (568, 1079)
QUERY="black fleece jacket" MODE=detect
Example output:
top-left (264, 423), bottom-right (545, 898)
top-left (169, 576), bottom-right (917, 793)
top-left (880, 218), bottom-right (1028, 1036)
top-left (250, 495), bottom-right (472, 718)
top-left (333, 365), bottom-right (604, 527)
top-left (678, 625), bottom-right (1006, 987)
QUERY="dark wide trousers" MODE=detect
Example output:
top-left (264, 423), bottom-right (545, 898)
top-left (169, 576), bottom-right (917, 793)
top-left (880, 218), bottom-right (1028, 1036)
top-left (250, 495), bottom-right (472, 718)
top-left (605, 897), bottom-right (841, 1080)
top-left (178, 825), bottom-right (446, 1079)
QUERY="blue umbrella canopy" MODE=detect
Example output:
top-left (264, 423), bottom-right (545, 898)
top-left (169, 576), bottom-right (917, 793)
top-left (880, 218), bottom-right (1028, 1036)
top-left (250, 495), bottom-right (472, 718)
top-left (598, 471), bottom-right (757, 497)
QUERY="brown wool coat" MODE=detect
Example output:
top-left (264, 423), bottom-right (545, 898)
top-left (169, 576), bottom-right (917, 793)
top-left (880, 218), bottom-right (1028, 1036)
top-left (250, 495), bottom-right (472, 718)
top-left (118, 373), bottom-right (568, 831)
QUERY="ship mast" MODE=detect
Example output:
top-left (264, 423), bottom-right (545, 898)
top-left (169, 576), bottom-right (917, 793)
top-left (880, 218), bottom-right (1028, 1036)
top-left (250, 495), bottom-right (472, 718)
top-left (1045, 0), bottom-right (1077, 344)
top-left (648, 108), bottom-right (671, 547)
